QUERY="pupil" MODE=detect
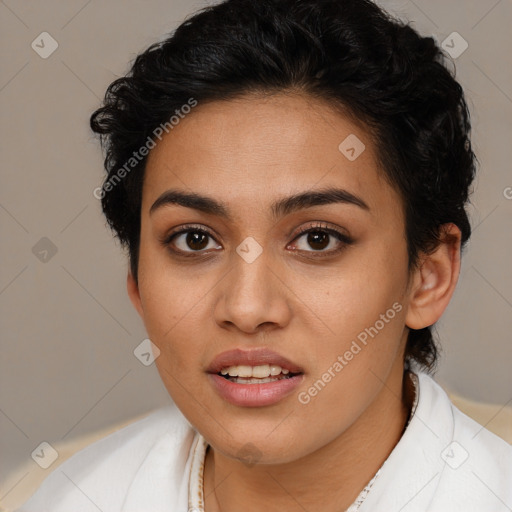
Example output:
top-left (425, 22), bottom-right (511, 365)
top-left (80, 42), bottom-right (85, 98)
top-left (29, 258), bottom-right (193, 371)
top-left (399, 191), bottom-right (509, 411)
top-left (187, 232), bottom-right (208, 250)
top-left (308, 231), bottom-right (328, 250)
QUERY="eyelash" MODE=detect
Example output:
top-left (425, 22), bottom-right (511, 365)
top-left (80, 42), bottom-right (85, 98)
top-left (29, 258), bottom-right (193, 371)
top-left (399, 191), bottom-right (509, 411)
top-left (162, 222), bottom-right (353, 259)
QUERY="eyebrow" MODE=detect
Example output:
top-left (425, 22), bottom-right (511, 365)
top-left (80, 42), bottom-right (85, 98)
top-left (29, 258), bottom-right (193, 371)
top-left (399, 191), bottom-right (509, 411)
top-left (149, 186), bottom-right (370, 220)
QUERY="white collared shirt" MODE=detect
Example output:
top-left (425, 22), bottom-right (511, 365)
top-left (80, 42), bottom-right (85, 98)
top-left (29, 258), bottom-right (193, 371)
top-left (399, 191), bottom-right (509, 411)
top-left (16, 371), bottom-right (512, 512)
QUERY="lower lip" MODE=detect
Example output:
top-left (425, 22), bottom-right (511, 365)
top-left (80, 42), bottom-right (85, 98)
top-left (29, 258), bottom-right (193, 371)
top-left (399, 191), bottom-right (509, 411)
top-left (208, 373), bottom-right (304, 407)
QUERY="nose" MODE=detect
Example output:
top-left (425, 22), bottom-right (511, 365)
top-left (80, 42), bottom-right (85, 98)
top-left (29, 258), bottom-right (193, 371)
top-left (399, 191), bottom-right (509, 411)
top-left (213, 243), bottom-right (292, 335)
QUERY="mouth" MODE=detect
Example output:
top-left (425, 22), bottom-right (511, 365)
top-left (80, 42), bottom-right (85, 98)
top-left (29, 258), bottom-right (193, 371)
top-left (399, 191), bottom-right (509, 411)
top-left (207, 348), bottom-right (305, 407)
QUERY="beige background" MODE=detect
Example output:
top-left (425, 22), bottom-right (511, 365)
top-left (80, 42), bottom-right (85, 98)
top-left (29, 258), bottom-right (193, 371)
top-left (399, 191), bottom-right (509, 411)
top-left (1, 0), bottom-right (511, 504)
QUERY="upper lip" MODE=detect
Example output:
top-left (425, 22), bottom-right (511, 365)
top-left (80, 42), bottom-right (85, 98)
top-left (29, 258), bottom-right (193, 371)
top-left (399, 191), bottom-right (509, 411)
top-left (207, 348), bottom-right (304, 374)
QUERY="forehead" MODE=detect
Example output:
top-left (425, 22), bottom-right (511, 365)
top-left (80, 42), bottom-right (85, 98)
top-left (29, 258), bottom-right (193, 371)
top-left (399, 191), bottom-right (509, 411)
top-left (142, 92), bottom-right (396, 219)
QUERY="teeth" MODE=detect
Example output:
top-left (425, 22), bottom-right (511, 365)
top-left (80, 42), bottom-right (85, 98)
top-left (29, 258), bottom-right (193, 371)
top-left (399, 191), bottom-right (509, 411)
top-left (236, 365), bottom-right (253, 378)
top-left (231, 377), bottom-right (282, 384)
top-left (220, 364), bottom-right (291, 378)
top-left (252, 364), bottom-right (270, 378)
top-left (270, 365), bottom-right (281, 376)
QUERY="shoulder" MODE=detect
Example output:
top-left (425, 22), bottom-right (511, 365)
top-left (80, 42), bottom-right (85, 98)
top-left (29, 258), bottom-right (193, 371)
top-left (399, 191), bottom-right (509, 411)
top-left (361, 371), bottom-right (512, 512)
top-left (16, 405), bottom-right (195, 512)
top-left (418, 371), bottom-right (512, 458)
top-left (417, 372), bottom-right (512, 511)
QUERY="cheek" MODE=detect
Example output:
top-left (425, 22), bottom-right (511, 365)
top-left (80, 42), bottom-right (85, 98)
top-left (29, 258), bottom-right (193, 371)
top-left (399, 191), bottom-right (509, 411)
top-left (136, 251), bottom-right (213, 364)
top-left (294, 251), bottom-right (408, 409)
top-left (292, 304), bottom-right (407, 450)
top-left (297, 247), bottom-right (407, 351)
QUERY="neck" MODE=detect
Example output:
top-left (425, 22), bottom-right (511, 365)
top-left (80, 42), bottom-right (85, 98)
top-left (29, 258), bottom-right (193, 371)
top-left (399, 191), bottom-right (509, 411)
top-left (204, 366), bottom-right (414, 512)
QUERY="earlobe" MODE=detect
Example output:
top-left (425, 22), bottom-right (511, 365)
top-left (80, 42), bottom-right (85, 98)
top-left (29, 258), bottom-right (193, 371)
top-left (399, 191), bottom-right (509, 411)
top-left (405, 223), bottom-right (461, 330)
top-left (127, 271), bottom-right (144, 319)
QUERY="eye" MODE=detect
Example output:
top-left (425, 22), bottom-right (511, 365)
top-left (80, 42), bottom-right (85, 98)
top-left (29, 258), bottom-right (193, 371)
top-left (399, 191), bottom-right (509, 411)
top-left (163, 224), bottom-right (221, 256)
top-left (162, 222), bottom-right (353, 259)
top-left (288, 222), bottom-right (353, 256)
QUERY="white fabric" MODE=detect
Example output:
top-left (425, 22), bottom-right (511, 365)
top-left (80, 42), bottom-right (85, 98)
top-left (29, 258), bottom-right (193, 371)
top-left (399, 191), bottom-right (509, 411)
top-left (16, 372), bottom-right (512, 512)
top-left (188, 432), bottom-right (207, 511)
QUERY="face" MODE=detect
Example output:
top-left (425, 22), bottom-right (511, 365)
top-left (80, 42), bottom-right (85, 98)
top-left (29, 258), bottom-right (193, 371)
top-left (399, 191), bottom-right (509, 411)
top-left (130, 92), bottom-right (414, 464)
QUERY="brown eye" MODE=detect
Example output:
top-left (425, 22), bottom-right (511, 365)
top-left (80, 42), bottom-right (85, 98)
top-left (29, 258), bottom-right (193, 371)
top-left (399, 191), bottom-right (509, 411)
top-left (184, 231), bottom-right (209, 251)
top-left (289, 223), bottom-right (354, 256)
top-left (165, 225), bottom-right (221, 255)
top-left (304, 231), bottom-right (330, 251)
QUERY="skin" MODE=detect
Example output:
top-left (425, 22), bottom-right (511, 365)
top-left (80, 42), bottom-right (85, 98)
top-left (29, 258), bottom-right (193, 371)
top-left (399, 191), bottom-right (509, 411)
top-left (127, 91), bottom-right (461, 511)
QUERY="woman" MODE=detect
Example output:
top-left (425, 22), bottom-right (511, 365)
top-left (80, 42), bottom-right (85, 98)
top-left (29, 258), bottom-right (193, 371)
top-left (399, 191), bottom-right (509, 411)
top-left (17, 0), bottom-right (512, 510)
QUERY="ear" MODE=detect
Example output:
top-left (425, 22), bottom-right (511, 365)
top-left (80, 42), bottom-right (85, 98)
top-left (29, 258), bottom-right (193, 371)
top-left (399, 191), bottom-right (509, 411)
top-left (127, 271), bottom-right (144, 319)
top-left (405, 223), bottom-right (461, 330)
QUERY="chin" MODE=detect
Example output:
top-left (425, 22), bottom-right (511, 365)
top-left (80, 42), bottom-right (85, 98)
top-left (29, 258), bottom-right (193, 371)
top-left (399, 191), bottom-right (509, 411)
top-left (201, 423), bottom-right (319, 466)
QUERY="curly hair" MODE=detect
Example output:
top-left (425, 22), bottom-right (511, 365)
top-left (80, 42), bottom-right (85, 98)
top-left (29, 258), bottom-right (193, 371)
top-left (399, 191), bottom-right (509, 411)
top-left (90, 0), bottom-right (476, 371)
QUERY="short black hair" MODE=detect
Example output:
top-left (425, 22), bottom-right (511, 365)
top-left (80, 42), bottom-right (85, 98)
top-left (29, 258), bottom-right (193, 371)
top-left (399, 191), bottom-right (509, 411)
top-left (90, 0), bottom-right (476, 371)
